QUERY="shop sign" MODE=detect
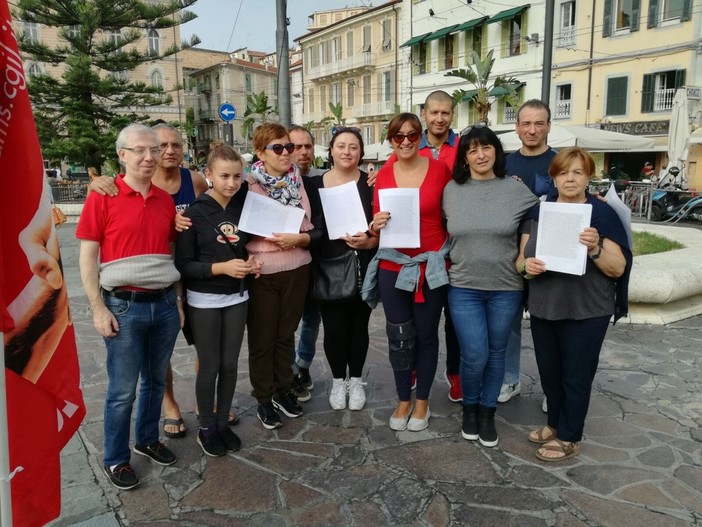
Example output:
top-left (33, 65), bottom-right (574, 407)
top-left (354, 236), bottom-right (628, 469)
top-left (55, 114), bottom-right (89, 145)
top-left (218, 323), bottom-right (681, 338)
top-left (601, 120), bottom-right (669, 135)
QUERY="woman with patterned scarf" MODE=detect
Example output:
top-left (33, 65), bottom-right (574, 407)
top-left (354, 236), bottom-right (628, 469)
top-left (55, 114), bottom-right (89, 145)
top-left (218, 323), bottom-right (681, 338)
top-left (246, 123), bottom-right (321, 431)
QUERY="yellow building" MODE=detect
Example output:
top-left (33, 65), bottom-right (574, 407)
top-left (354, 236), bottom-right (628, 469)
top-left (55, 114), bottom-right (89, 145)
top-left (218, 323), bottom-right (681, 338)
top-left (14, 16), bottom-right (186, 125)
top-left (295, 1), bottom-right (401, 147)
top-left (552, 0), bottom-right (701, 188)
top-left (186, 58), bottom-right (278, 155)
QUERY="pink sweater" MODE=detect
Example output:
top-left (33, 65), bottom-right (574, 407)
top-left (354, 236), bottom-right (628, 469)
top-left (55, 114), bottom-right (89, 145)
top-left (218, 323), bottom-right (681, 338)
top-left (245, 181), bottom-right (313, 275)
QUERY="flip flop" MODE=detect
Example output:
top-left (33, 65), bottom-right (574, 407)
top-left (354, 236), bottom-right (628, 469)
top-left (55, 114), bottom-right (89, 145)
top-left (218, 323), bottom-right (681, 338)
top-left (528, 425), bottom-right (557, 444)
top-left (163, 417), bottom-right (186, 439)
top-left (535, 439), bottom-right (580, 462)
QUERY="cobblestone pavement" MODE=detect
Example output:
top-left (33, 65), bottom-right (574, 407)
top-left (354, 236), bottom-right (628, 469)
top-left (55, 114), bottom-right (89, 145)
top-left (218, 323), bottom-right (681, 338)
top-left (51, 225), bottom-right (702, 527)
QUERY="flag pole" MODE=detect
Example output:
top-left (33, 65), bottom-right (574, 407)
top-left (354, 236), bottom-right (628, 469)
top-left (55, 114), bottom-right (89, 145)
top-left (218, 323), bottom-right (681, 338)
top-left (0, 338), bottom-right (14, 526)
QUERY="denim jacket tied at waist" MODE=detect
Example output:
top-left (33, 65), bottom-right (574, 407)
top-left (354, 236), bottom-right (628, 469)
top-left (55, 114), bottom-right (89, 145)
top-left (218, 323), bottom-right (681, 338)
top-left (361, 242), bottom-right (450, 308)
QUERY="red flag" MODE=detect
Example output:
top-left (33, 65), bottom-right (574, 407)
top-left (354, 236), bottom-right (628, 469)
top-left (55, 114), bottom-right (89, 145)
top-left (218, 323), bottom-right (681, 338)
top-left (1, 3), bottom-right (86, 525)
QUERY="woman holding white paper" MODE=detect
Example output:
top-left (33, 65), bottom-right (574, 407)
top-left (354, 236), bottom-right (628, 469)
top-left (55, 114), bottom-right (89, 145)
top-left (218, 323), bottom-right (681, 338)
top-left (306, 128), bottom-right (378, 411)
top-left (368, 113), bottom-right (452, 432)
top-left (517, 147), bottom-right (631, 462)
top-left (245, 123), bottom-right (321, 431)
top-left (443, 125), bottom-right (539, 448)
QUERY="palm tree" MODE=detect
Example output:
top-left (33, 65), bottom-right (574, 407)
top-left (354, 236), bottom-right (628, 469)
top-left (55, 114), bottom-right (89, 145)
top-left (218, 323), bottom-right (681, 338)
top-left (241, 91), bottom-right (278, 138)
top-left (444, 49), bottom-right (521, 124)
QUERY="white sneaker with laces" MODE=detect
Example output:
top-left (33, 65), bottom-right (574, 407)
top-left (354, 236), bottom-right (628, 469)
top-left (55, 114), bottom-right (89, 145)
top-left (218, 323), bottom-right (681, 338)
top-left (497, 382), bottom-right (521, 403)
top-left (348, 377), bottom-right (367, 411)
top-left (329, 378), bottom-right (348, 410)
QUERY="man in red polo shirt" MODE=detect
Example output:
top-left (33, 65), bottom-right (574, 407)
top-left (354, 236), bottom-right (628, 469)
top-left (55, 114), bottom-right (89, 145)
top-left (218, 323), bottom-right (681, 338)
top-left (379, 90), bottom-right (462, 402)
top-left (77, 123), bottom-right (183, 490)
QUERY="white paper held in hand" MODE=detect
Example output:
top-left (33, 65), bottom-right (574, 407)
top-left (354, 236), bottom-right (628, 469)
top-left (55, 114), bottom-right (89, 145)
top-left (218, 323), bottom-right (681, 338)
top-left (238, 191), bottom-right (306, 238)
top-left (377, 188), bottom-right (420, 248)
top-left (535, 201), bottom-right (592, 275)
top-left (318, 181), bottom-right (368, 240)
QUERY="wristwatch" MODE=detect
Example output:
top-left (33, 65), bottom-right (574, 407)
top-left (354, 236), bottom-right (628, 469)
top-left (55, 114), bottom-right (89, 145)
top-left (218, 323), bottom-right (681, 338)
top-left (589, 237), bottom-right (604, 260)
top-left (175, 295), bottom-right (185, 302)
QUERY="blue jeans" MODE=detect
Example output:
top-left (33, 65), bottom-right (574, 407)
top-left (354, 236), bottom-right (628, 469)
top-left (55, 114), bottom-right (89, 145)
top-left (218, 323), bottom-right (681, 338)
top-left (503, 309), bottom-right (524, 385)
top-left (448, 286), bottom-right (523, 407)
top-left (295, 296), bottom-right (321, 370)
top-left (102, 289), bottom-right (180, 466)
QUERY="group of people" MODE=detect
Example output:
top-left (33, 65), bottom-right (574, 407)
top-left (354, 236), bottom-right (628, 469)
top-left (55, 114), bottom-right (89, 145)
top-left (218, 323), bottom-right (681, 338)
top-left (77, 94), bottom-right (631, 491)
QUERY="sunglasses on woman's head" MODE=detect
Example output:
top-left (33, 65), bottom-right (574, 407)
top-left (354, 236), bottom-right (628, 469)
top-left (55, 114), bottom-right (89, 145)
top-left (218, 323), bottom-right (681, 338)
top-left (265, 143), bottom-right (295, 155)
top-left (333, 126), bottom-right (361, 136)
top-left (390, 131), bottom-right (421, 144)
top-left (460, 122), bottom-right (488, 136)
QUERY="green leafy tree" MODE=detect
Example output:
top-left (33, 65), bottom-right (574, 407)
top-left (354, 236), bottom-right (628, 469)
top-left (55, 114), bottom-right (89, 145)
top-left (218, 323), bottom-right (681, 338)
top-left (241, 90), bottom-right (278, 139)
top-left (444, 49), bottom-right (520, 124)
top-left (16, 0), bottom-right (200, 171)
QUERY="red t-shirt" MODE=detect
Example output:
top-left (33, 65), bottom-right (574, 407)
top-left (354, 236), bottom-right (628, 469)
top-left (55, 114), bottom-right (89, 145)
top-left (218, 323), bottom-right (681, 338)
top-left (76, 175), bottom-right (176, 263)
top-left (385, 135), bottom-right (458, 172)
top-left (373, 158), bottom-right (451, 300)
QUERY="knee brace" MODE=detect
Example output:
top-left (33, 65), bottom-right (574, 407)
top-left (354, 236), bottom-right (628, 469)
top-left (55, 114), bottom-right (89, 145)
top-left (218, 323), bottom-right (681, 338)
top-left (386, 320), bottom-right (416, 371)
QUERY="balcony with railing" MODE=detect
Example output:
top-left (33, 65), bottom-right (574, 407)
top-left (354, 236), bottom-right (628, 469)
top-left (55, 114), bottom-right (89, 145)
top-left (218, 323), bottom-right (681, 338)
top-left (554, 100), bottom-right (572, 119)
top-left (307, 52), bottom-right (376, 81)
top-left (198, 109), bottom-right (215, 122)
top-left (557, 26), bottom-right (576, 47)
top-left (359, 100), bottom-right (394, 118)
top-left (653, 88), bottom-right (676, 111)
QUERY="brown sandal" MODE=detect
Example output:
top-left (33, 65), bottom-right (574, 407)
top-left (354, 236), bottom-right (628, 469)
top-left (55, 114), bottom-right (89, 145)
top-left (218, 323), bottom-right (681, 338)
top-left (528, 425), bottom-right (556, 444)
top-left (535, 439), bottom-right (580, 462)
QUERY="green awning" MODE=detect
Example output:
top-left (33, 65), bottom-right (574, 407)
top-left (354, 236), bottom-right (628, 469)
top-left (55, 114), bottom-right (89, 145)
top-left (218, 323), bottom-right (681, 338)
top-left (400, 32), bottom-right (432, 47)
top-left (489, 82), bottom-right (526, 97)
top-left (424, 24), bottom-right (459, 42)
top-left (487, 4), bottom-right (530, 24)
top-left (451, 16), bottom-right (489, 33)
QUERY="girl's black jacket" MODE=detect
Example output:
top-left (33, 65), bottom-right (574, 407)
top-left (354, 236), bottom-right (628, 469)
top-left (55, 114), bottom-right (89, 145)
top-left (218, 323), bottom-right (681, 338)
top-left (175, 190), bottom-right (251, 296)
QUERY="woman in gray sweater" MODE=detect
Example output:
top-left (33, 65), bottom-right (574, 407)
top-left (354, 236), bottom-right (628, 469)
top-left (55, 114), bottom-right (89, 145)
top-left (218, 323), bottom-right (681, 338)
top-left (443, 125), bottom-right (539, 447)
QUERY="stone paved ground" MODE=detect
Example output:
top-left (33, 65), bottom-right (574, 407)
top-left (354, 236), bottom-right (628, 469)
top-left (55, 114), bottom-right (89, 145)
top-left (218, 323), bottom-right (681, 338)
top-left (50, 225), bottom-right (702, 527)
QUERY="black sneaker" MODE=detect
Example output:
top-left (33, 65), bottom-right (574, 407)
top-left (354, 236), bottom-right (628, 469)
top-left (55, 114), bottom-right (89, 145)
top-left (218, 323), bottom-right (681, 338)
top-left (272, 391), bottom-right (303, 418)
top-left (461, 403), bottom-right (479, 441)
top-left (257, 401), bottom-right (283, 430)
top-left (291, 375), bottom-right (311, 402)
top-left (298, 367), bottom-right (314, 391)
top-left (478, 405), bottom-right (498, 448)
top-left (104, 463), bottom-right (140, 490)
top-left (218, 427), bottom-right (242, 452)
top-left (197, 429), bottom-right (226, 457)
top-left (133, 441), bottom-right (176, 466)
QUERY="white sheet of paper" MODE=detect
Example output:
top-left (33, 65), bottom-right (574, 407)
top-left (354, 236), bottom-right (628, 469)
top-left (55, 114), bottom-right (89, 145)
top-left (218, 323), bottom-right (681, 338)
top-left (535, 201), bottom-right (592, 276)
top-left (604, 184), bottom-right (633, 249)
top-left (378, 188), bottom-right (420, 248)
top-left (318, 181), bottom-right (369, 240)
top-left (238, 191), bottom-right (305, 238)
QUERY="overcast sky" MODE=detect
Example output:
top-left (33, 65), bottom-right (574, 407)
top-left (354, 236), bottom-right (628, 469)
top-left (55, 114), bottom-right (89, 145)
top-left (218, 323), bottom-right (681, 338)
top-left (181, 0), bottom-right (369, 53)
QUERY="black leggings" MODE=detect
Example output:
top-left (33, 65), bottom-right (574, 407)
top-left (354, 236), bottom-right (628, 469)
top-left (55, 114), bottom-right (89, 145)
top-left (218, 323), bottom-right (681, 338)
top-left (189, 302), bottom-right (247, 428)
top-left (378, 269), bottom-right (446, 401)
top-left (320, 298), bottom-right (372, 379)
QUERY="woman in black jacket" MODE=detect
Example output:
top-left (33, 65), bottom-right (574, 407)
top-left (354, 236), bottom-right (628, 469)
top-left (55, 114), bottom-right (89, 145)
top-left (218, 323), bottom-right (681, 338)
top-left (306, 128), bottom-right (378, 411)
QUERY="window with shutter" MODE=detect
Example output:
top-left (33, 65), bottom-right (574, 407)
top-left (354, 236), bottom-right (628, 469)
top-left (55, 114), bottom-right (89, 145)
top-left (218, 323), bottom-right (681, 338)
top-left (606, 77), bottom-right (628, 116)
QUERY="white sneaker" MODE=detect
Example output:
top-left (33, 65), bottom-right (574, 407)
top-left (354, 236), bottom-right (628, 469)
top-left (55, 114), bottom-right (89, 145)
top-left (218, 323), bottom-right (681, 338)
top-left (542, 397), bottom-right (548, 413)
top-left (497, 383), bottom-right (521, 403)
top-left (348, 377), bottom-right (367, 411)
top-left (329, 378), bottom-right (348, 410)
